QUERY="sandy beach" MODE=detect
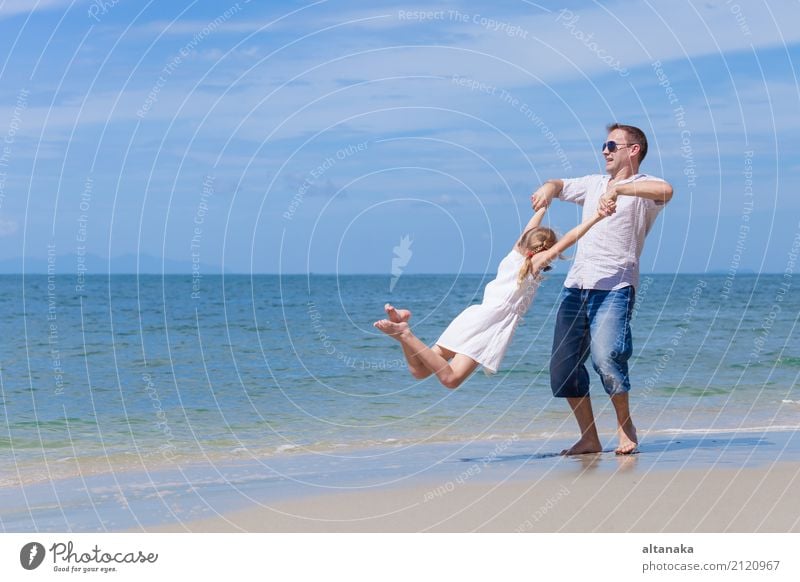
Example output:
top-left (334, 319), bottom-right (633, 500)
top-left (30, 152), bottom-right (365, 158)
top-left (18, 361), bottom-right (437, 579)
top-left (146, 430), bottom-right (800, 533)
top-left (2, 427), bottom-right (799, 532)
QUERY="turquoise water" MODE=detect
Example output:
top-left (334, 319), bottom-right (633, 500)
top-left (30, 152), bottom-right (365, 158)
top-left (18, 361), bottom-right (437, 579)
top-left (1, 273), bottom-right (799, 530)
top-left (0, 272), bottom-right (797, 482)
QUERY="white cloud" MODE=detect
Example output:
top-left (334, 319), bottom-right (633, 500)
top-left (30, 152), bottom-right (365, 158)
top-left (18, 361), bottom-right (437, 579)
top-left (0, 217), bottom-right (18, 236)
top-left (0, 0), bottom-right (75, 19)
top-left (263, 0), bottom-right (800, 85)
top-left (5, 0), bottom-right (797, 156)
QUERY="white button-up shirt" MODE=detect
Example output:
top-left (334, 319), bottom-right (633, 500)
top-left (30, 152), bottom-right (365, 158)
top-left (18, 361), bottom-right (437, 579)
top-left (559, 173), bottom-right (667, 290)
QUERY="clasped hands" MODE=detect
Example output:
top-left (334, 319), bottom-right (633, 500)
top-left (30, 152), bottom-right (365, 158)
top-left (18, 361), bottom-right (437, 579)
top-left (530, 185), bottom-right (618, 216)
top-left (530, 190), bottom-right (551, 212)
top-left (598, 183), bottom-right (619, 216)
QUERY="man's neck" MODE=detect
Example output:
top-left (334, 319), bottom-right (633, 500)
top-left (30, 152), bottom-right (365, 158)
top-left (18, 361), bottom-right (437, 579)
top-left (608, 165), bottom-right (639, 181)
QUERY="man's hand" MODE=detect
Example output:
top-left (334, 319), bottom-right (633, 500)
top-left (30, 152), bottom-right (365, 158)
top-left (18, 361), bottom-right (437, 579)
top-left (531, 180), bottom-right (562, 211)
top-left (531, 190), bottom-right (552, 211)
top-left (598, 184), bottom-right (618, 216)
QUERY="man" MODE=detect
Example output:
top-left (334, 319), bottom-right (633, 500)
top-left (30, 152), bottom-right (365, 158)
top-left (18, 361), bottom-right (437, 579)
top-left (531, 123), bottom-right (673, 455)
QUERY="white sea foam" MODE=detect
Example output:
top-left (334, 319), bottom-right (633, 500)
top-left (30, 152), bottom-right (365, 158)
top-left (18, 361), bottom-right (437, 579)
top-left (656, 425), bottom-right (800, 436)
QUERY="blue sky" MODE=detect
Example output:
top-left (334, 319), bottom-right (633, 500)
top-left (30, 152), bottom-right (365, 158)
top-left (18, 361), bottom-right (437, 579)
top-left (0, 0), bottom-right (798, 274)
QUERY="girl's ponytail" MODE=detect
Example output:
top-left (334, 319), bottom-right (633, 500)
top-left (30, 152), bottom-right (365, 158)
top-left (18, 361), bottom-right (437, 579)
top-left (516, 226), bottom-right (559, 287)
top-left (517, 244), bottom-right (545, 286)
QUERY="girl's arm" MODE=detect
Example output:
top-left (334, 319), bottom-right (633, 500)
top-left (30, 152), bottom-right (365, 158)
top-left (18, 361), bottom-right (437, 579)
top-left (530, 212), bottom-right (604, 273)
top-left (515, 207), bottom-right (547, 250)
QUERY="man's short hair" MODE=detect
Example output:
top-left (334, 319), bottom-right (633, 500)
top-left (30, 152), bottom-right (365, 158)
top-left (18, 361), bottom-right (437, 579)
top-left (607, 123), bottom-right (648, 163)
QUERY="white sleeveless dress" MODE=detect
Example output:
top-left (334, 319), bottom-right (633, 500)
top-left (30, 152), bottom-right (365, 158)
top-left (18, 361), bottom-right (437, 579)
top-left (436, 249), bottom-right (540, 374)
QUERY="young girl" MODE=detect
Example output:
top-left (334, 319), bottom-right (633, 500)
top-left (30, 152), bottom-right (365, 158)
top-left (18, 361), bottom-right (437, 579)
top-left (374, 207), bottom-right (604, 388)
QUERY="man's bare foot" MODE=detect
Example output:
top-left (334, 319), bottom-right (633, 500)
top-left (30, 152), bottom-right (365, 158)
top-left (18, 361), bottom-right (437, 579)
top-left (373, 319), bottom-right (411, 340)
top-left (384, 303), bottom-right (411, 323)
top-left (560, 437), bottom-right (603, 456)
top-left (615, 422), bottom-right (638, 455)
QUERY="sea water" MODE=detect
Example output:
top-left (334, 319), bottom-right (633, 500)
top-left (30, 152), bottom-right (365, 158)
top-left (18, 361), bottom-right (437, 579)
top-left (0, 273), bottom-right (798, 529)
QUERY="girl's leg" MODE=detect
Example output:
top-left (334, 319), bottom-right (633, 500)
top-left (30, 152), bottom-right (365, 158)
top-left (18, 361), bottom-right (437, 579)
top-left (383, 304), bottom-right (432, 379)
top-left (374, 320), bottom-right (479, 389)
top-left (375, 318), bottom-right (440, 379)
top-left (396, 344), bottom-right (458, 381)
top-left (400, 343), bottom-right (439, 380)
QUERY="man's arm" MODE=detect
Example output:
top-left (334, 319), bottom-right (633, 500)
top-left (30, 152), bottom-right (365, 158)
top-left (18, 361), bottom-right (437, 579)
top-left (531, 179), bottom-right (564, 211)
top-left (599, 180), bottom-right (673, 214)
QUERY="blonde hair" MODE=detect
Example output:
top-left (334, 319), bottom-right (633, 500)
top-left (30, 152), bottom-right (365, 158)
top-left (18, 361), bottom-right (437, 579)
top-left (517, 226), bottom-right (559, 286)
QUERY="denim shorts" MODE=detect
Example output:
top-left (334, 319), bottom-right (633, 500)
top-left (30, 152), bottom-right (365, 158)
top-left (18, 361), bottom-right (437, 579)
top-left (550, 286), bottom-right (635, 398)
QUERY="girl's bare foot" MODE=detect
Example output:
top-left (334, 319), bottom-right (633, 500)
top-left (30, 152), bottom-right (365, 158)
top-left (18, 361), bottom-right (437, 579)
top-left (373, 319), bottom-right (411, 340)
top-left (384, 303), bottom-right (411, 323)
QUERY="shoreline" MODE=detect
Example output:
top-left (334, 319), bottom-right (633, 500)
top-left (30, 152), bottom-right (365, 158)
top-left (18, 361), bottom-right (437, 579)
top-left (5, 427), bottom-right (798, 532)
top-left (141, 427), bottom-right (800, 532)
top-left (5, 422), bottom-right (798, 489)
top-left (148, 427), bottom-right (800, 532)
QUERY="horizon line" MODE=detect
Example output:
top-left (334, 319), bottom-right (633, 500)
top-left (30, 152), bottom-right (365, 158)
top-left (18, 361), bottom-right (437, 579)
top-left (0, 271), bottom-right (771, 276)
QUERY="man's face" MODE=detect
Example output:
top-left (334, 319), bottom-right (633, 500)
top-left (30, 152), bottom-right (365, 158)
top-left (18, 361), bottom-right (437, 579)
top-left (603, 128), bottom-right (638, 175)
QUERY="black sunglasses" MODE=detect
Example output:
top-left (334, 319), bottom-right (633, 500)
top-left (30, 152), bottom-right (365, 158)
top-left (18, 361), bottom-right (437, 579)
top-left (602, 141), bottom-right (638, 152)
